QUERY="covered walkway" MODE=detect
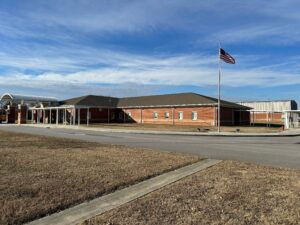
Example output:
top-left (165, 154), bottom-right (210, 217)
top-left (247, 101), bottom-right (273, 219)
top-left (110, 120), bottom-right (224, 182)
top-left (29, 105), bottom-right (92, 126)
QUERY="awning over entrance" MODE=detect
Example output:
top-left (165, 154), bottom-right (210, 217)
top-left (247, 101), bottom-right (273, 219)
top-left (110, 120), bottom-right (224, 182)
top-left (0, 93), bottom-right (58, 108)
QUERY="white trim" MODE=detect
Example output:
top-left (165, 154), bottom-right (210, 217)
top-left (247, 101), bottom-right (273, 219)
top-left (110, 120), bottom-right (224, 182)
top-left (127, 111), bottom-right (132, 120)
top-left (164, 111), bottom-right (169, 119)
top-left (192, 111), bottom-right (198, 120)
top-left (178, 111), bottom-right (183, 120)
top-left (0, 93), bottom-right (13, 100)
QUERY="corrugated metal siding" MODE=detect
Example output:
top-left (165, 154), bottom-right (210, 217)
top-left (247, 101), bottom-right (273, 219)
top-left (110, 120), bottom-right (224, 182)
top-left (238, 101), bottom-right (293, 111)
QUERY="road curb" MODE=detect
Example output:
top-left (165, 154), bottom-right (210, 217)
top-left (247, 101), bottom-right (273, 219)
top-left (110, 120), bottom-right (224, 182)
top-left (15, 124), bottom-right (300, 137)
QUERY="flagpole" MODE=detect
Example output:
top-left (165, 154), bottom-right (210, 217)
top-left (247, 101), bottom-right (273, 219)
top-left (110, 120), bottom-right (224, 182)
top-left (218, 42), bottom-right (221, 133)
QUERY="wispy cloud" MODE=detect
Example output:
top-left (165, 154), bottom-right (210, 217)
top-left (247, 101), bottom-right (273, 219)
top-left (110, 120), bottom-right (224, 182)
top-left (0, 0), bottom-right (300, 102)
top-left (0, 50), bottom-right (299, 91)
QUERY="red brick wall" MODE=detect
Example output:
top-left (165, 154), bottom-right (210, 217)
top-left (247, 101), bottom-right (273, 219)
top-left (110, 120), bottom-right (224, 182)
top-left (7, 106), bottom-right (16, 123)
top-left (0, 110), bottom-right (5, 122)
top-left (17, 106), bottom-right (27, 124)
top-left (251, 112), bottom-right (283, 124)
top-left (123, 106), bottom-right (216, 126)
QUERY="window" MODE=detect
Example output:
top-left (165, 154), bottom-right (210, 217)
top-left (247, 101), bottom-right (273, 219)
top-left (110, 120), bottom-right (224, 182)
top-left (178, 112), bottom-right (183, 120)
top-left (192, 111), bottom-right (198, 120)
top-left (164, 112), bottom-right (169, 119)
top-left (127, 112), bottom-right (132, 120)
top-left (153, 112), bottom-right (158, 119)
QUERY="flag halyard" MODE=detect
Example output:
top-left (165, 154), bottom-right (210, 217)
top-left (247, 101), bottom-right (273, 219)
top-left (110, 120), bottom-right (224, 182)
top-left (219, 48), bottom-right (235, 64)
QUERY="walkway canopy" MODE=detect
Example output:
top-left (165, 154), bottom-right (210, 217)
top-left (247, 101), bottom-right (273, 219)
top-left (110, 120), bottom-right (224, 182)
top-left (0, 93), bottom-right (58, 108)
top-left (284, 110), bottom-right (300, 129)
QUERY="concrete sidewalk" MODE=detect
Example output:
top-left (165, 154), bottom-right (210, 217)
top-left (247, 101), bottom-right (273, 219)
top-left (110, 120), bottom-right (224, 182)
top-left (17, 124), bottom-right (300, 137)
top-left (281, 128), bottom-right (300, 135)
top-left (26, 159), bottom-right (221, 225)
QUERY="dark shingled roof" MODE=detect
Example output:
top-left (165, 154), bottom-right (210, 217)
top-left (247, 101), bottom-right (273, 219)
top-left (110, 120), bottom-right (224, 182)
top-left (118, 93), bottom-right (251, 109)
top-left (61, 95), bottom-right (119, 107)
top-left (61, 93), bottom-right (250, 109)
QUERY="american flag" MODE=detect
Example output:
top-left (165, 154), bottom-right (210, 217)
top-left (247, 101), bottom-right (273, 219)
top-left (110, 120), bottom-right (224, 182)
top-left (219, 48), bottom-right (235, 64)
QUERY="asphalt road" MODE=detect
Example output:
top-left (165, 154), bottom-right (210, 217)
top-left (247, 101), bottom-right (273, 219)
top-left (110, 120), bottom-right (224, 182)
top-left (1, 125), bottom-right (300, 169)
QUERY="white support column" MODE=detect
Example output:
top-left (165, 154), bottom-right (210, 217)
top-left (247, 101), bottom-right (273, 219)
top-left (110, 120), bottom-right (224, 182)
top-left (43, 109), bottom-right (45, 124)
top-left (37, 110), bottom-right (40, 124)
top-left (73, 107), bottom-right (76, 126)
top-left (66, 108), bottom-right (68, 125)
top-left (78, 108), bottom-right (80, 126)
top-left (39, 109), bottom-right (41, 124)
top-left (62, 109), bottom-right (66, 125)
top-left (69, 108), bottom-right (71, 125)
top-left (87, 108), bottom-right (90, 126)
top-left (284, 112), bottom-right (288, 129)
top-left (56, 108), bottom-right (59, 125)
top-left (69, 108), bottom-right (72, 126)
top-left (49, 109), bottom-right (52, 124)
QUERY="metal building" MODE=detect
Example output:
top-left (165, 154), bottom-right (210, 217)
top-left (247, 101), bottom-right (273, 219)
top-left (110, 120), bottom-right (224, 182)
top-left (237, 100), bottom-right (298, 125)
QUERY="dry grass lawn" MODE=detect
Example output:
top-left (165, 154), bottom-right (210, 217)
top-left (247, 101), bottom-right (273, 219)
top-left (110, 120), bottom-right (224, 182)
top-left (85, 123), bottom-right (282, 133)
top-left (0, 131), bottom-right (200, 225)
top-left (83, 161), bottom-right (300, 225)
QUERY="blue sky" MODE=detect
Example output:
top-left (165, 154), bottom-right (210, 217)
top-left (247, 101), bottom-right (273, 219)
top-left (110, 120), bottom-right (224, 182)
top-left (0, 0), bottom-right (300, 104)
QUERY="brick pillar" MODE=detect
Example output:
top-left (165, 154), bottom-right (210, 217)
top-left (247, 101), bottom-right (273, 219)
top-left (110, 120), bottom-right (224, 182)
top-left (7, 106), bottom-right (16, 123)
top-left (17, 105), bottom-right (27, 124)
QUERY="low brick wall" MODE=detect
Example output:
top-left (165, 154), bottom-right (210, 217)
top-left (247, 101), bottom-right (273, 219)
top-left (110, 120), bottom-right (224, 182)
top-left (251, 112), bottom-right (283, 124)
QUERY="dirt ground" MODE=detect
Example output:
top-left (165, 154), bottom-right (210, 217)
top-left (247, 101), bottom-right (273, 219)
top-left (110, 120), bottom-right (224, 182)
top-left (84, 123), bottom-right (282, 133)
top-left (83, 161), bottom-right (300, 225)
top-left (0, 131), bottom-right (200, 225)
